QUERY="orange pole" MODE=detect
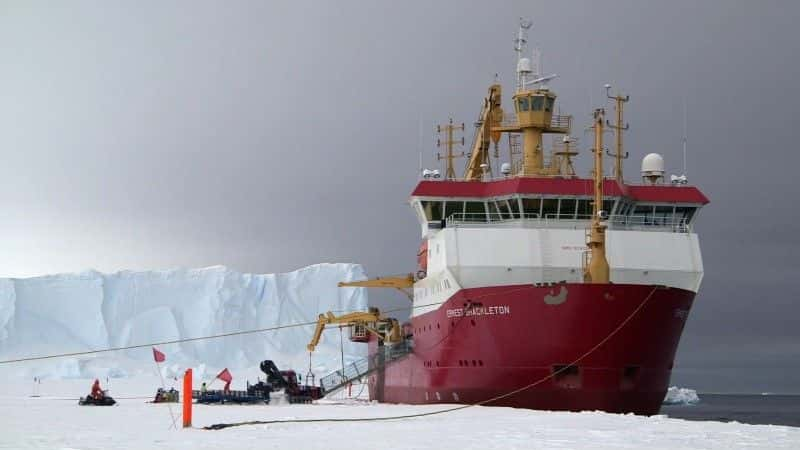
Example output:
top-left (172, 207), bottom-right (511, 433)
top-left (182, 368), bottom-right (192, 428)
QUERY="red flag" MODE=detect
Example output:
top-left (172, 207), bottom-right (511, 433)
top-left (152, 347), bottom-right (166, 363)
top-left (216, 368), bottom-right (233, 384)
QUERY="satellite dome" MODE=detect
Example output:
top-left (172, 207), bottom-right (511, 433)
top-left (641, 153), bottom-right (665, 185)
top-left (641, 153), bottom-right (665, 176)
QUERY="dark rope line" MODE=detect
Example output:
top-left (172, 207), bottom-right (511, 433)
top-left (0, 289), bottom-right (529, 365)
top-left (0, 319), bottom-right (321, 365)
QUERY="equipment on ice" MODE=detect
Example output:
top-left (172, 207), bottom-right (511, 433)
top-left (79, 379), bottom-right (116, 406)
top-left (152, 387), bottom-right (179, 403)
top-left (255, 360), bottom-right (323, 404)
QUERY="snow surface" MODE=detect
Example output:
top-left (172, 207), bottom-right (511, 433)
top-left (0, 265), bottom-right (797, 448)
top-left (0, 376), bottom-right (797, 450)
top-left (664, 386), bottom-right (701, 405)
top-left (0, 264), bottom-right (368, 380)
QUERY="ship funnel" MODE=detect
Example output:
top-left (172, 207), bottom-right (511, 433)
top-left (641, 153), bottom-right (665, 185)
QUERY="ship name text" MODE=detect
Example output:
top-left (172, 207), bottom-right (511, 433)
top-left (446, 305), bottom-right (511, 318)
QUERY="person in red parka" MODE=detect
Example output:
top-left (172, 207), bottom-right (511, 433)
top-left (91, 379), bottom-right (104, 399)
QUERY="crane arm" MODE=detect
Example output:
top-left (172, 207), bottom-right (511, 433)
top-left (337, 274), bottom-right (413, 289)
top-left (464, 99), bottom-right (492, 181)
top-left (306, 311), bottom-right (381, 353)
top-left (464, 83), bottom-right (504, 181)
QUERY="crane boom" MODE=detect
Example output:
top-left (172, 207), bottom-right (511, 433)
top-left (337, 274), bottom-right (413, 289)
top-left (464, 84), bottom-right (504, 180)
top-left (338, 274), bottom-right (414, 300)
top-left (306, 309), bottom-right (401, 353)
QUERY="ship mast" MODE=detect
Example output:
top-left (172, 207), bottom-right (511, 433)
top-left (585, 108), bottom-right (610, 284)
top-left (436, 119), bottom-right (465, 180)
top-left (482, 18), bottom-right (568, 179)
top-left (605, 84), bottom-right (629, 183)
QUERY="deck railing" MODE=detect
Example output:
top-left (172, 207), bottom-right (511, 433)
top-left (443, 213), bottom-right (691, 233)
top-left (498, 113), bottom-right (572, 132)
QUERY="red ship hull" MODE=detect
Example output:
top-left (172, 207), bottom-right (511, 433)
top-left (367, 283), bottom-right (694, 415)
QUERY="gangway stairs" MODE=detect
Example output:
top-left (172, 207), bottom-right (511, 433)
top-left (319, 341), bottom-right (412, 396)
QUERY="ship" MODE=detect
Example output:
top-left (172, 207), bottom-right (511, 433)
top-left (314, 20), bottom-right (708, 416)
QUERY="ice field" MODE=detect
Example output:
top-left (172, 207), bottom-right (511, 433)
top-left (1, 375), bottom-right (798, 450)
top-left (0, 264), bottom-right (797, 449)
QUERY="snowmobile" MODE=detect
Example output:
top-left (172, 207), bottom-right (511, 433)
top-left (151, 388), bottom-right (179, 403)
top-left (79, 391), bottom-right (117, 406)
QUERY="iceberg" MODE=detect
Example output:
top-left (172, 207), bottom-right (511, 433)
top-left (663, 386), bottom-right (700, 405)
top-left (0, 264), bottom-right (368, 379)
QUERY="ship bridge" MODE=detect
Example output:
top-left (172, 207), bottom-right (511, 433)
top-left (408, 178), bottom-right (708, 316)
top-left (410, 178), bottom-right (708, 235)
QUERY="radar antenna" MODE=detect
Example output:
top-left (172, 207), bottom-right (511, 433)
top-left (515, 19), bottom-right (558, 91)
top-left (514, 18), bottom-right (532, 91)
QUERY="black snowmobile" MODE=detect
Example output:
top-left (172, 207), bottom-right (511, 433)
top-left (79, 391), bottom-right (117, 406)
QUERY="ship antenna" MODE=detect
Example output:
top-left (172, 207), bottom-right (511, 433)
top-left (682, 96), bottom-right (688, 178)
top-left (418, 114), bottom-right (424, 179)
top-left (515, 18), bottom-right (532, 91)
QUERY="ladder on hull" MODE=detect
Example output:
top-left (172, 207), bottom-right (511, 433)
top-left (319, 341), bottom-right (412, 396)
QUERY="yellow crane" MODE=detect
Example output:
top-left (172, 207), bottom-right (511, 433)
top-left (464, 83), bottom-right (504, 181)
top-left (337, 274), bottom-right (415, 300)
top-left (306, 308), bottom-right (402, 353)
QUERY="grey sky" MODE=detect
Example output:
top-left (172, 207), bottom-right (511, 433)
top-left (1, 0), bottom-right (798, 393)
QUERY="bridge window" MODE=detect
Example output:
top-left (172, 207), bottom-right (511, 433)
top-left (444, 201), bottom-right (464, 220)
top-left (559, 198), bottom-right (577, 219)
top-left (604, 200), bottom-right (616, 215)
top-left (576, 199), bottom-right (591, 217)
top-left (542, 198), bottom-right (558, 219)
top-left (464, 201), bottom-right (486, 221)
top-left (487, 201), bottom-right (501, 220)
top-left (632, 204), bottom-right (655, 224)
top-left (675, 206), bottom-right (697, 224)
top-left (617, 201), bottom-right (633, 217)
top-left (518, 97), bottom-right (530, 112)
top-left (545, 96), bottom-right (555, 112)
top-left (508, 198), bottom-right (521, 218)
top-left (496, 200), bottom-right (513, 219)
top-left (521, 197), bottom-right (542, 217)
top-left (531, 96), bottom-right (544, 111)
top-left (654, 205), bottom-right (674, 225)
top-left (421, 201), bottom-right (443, 221)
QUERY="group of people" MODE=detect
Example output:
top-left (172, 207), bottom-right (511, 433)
top-left (88, 378), bottom-right (230, 401)
top-left (153, 387), bottom-right (179, 402)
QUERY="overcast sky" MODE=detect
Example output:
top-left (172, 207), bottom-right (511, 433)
top-left (1, 0), bottom-right (798, 393)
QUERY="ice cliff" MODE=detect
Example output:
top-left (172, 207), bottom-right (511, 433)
top-left (0, 264), bottom-right (368, 379)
